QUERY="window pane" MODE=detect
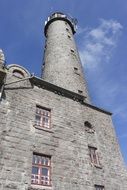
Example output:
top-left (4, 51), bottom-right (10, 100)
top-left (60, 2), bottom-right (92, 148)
top-left (32, 166), bottom-right (38, 174)
top-left (46, 111), bottom-right (50, 116)
top-left (38, 156), bottom-right (42, 164)
top-left (42, 168), bottom-right (49, 176)
top-left (33, 155), bottom-right (38, 164)
top-left (45, 158), bottom-right (49, 166)
top-left (36, 115), bottom-right (41, 121)
top-left (45, 118), bottom-right (49, 123)
top-left (41, 157), bottom-right (45, 165)
top-left (43, 117), bottom-right (46, 122)
top-left (35, 115), bottom-right (41, 126)
top-left (43, 110), bottom-right (49, 116)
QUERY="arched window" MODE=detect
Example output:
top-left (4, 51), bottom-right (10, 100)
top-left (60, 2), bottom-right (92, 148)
top-left (84, 121), bottom-right (95, 133)
top-left (13, 69), bottom-right (24, 79)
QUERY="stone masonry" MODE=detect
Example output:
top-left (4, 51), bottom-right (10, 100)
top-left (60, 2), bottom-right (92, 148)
top-left (0, 12), bottom-right (127, 190)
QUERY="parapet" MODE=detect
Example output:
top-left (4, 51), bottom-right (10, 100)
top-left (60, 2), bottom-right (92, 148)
top-left (44, 12), bottom-right (77, 36)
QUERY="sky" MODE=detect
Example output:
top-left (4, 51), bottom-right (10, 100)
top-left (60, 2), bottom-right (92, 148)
top-left (0, 0), bottom-right (127, 166)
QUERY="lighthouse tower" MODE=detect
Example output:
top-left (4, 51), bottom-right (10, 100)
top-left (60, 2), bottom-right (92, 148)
top-left (42, 12), bottom-right (89, 102)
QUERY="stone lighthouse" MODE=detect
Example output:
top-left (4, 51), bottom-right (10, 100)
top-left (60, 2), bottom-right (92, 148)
top-left (42, 12), bottom-right (89, 101)
top-left (0, 12), bottom-right (127, 190)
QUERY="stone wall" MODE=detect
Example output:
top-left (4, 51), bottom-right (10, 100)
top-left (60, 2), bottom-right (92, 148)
top-left (0, 76), bottom-right (127, 190)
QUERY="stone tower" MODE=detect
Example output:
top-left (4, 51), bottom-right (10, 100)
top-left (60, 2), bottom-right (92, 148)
top-left (0, 12), bottom-right (127, 190)
top-left (42, 12), bottom-right (89, 101)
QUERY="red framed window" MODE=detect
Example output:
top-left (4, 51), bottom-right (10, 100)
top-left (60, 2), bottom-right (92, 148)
top-left (31, 154), bottom-right (51, 186)
top-left (95, 185), bottom-right (104, 190)
top-left (89, 146), bottom-right (100, 166)
top-left (35, 106), bottom-right (51, 128)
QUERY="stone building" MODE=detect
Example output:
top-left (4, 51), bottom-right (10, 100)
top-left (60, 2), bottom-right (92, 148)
top-left (0, 12), bottom-right (127, 190)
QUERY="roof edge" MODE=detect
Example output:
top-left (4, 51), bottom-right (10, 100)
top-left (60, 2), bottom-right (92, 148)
top-left (30, 76), bottom-right (112, 116)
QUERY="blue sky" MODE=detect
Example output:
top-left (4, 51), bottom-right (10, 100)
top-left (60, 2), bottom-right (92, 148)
top-left (0, 0), bottom-right (127, 166)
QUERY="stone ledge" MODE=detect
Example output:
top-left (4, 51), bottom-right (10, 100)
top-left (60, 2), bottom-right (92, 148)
top-left (90, 163), bottom-right (103, 169)
top-left (28, 185), bottom-right (52, 190)
top-left (34, 125), bottom-right (54, 133)
top-left (29, 76), bottom-right (112, 115)
top-left (29, 76), bottom-right (85, 103)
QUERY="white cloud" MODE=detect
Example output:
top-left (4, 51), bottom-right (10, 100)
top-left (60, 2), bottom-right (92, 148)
top-left (79, 19), bottom-right (123, 69)
top-left (77, 19), bottom-right (127, 119)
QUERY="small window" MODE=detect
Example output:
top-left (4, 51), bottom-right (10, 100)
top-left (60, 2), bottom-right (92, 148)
top-left (66, 28), bottom-right (69, 32)
top-left (88, 146), bottom-right (101, 167)
top-left (84, 121), bottom-right (92, 128)
top-left (71, 49), bottom-right (74, 53)
top-left (85, 121), bottom-right (95, 133)
top-left (31, 154), bottom-right (51, 186)
top-left (78, 90), bottom-right (83, 94)
top-left (13, 69), bottom-right (24, 79)
top-left (74, 67), bottom-right (78, 71)
top-left (35, 106), bottom-right (51, 129)
top-left (68, 35), bottom-right (71, 39)
top-left (95, 185), bottom-right (104, 190)
top-left (74, 67), bottom-right (80, 76)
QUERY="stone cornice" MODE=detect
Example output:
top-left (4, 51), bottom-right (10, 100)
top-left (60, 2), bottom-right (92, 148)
top-left (30, 76), bottom-right (112, 116)
top-left (30, 76), bottom-right (85, 102)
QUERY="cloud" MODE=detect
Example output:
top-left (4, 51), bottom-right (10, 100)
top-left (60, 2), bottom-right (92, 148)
top-left (79, 19), bottom-right (123, 69)
top-left (77, 19), bottom-right (127, 121)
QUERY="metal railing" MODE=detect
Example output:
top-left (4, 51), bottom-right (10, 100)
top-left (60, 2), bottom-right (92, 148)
top-left (45, 12), bottom-right (77, 32)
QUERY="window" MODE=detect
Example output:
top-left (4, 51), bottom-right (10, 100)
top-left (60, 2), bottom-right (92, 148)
top-left (71, 49), bottom-right (74, 53)
top-left (85, 121), bottom-right (92, 128)
top-left (89, 146), bottom-right (101, 167)
top-left (13, 69), bottom-right (24, 79)
top-left (84, 121), bottom-right (95, 133)
top-left (66, 28), bottom-right (69, 32)
top-left (74, 67), bottom-right (80, 76)
top-left (68, 35), bottom-right (71, 39)
top-left (35, 106), bottom-right (51, 128)
top-left (74, 67), bottom-right (78, 71)
top-left (78, 90), bottom-right (83, 94)
top-left (95, 185), bottom-right (104, 190)
top-left (31, 154), bottom-right (51, 186)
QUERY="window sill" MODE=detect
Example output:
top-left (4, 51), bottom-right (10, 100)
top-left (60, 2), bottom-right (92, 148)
top-left (85, 128), bottom-right (95, 133)
top-left (91, 163), bottom-right (102, 169)
top-left (29, 185), bottom-right (52, 190)
top-left (74, 72), bottom-right (80, 76)
top-left (34, 125), bottom-right (54, 133)
top-left (95, 164), bottom-right (102, 169)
